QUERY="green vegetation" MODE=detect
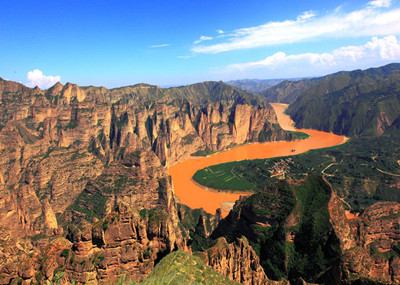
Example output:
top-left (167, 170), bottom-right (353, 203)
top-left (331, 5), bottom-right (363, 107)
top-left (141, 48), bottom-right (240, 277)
top-left (211, 180), bottom-right (296, 281)
top-left (176, 204), bottom-right (219, 251)
top-left (258, 129), bottom-right (273, 142)
top-left (102, 218), bottom-right (109, 231)
top-left (191, 147), bottom-right (217, 157)
top-left (96, 173), bottom-right (137, 194)
top-left (209, 176), bottom-right (341, 283)
top-left (65, 120), bottom-right (78, 129)
top-left (193, 161), bottom-right (255, 191)
top-left (139, 208), bottom-right (169, 232)
top-left (288, 175), bottom-right (341, 283)
top-left (193, 133), bottom-right (400, 212)
top-left (69, 188), bottom-right (108, 220)
top-left (261, 77), bottom-right (324, 104)
top-left (59, 249), bottom-right (69, 259)
top-left (258, 122), bottom-right (288, 142)
top-left (287, 63), bottom-right (400, 137)
top-left (287, 130), bottom-right (309, 140)
top-left (181, 134), bottom-right (197, 145)
top-left (16, 123), bottom-right (39, 144)
top-left (142, 251), bottom-right (239, 285)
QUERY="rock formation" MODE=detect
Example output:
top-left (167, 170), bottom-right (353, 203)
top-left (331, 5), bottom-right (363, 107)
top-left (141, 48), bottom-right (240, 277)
top-left (199, 237), bottom-right (288, 285)
top-left (0, 78), bottom-right (292, 283)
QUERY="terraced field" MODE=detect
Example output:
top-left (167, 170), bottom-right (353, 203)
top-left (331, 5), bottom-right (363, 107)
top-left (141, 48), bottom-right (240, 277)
top-left (193, 161), bottom-right (255, 191)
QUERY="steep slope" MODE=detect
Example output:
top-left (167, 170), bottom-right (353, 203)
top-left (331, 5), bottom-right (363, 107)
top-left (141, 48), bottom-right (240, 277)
top-left (142, 250), bottom-right (239, 285)
top-left (210, 176), bottom-right (341, 284)
top-left (286, 63), bottom-right (400, 137)
top-left (226, 79), bottom-right (285, 94)
top-left (260, 77), bottom-right (324, 103)
top-left (205, 174), bottom-right (400, 284)
top-left (0, 77), bottom-right (292, 283)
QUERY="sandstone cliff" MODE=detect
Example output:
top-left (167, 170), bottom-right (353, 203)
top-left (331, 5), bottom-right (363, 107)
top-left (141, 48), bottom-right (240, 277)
top-left (0, 78), bottom-right (293, 283)
top-left (198, 237), bottom-right (288, 285)
top-left (329, 196), bottom-right (400, 283)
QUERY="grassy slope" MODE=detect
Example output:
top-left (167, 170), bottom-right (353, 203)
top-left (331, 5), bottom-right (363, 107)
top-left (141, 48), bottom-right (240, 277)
top-left (287, 63), bottom-right (400, 137)
top-left (142, 251), bottom-right (239, 285)
top-left (193, 161), bottom-right (256, 191)
top-left (209, 176), bottom-right (340, 283)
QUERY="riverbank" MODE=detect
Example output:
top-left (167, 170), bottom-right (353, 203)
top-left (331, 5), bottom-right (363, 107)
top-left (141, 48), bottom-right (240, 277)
top-left (169, 103), bottom-right (347, 216)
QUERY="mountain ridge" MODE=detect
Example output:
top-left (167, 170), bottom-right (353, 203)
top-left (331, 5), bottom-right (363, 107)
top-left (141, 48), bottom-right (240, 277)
top-left (286, 63), bottom-right (400, 137)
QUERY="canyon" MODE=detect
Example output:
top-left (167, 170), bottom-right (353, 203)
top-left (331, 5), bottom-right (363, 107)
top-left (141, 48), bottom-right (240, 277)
top-left (0, 78), bottom-right (292, 284)
top-left (0, 64), bottom-right (400, 284)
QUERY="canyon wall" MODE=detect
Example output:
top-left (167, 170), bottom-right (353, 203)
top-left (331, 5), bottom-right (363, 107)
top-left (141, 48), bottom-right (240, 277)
top-left (0, 78), bottom-right (291, 284)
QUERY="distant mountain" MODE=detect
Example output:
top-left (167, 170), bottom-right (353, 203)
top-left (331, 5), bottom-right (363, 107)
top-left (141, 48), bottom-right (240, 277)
top-left (226, 79), bottom-right (286, 94)
top-left (286, 63), bottom-right (400, 137)
top-left (80, 80), bottom-right (266, 106)
top-left (260, 77), bottom-right (323, 103)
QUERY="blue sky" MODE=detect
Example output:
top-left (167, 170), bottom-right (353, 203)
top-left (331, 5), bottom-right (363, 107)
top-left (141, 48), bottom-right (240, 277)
top-left (1, 0), bottom-right (400, 89)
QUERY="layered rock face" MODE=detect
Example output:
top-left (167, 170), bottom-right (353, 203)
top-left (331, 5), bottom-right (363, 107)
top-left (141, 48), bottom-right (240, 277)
top-left (0, 78), bottom-right (290, 283)
top-left (329, 195), bottom-right (400, 283)
top-left (199, 237), bottom-right (287, 285)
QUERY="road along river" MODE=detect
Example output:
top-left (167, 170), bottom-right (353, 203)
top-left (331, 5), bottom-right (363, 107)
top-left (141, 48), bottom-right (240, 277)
top-left (169, 103), bottom-right (347, 217)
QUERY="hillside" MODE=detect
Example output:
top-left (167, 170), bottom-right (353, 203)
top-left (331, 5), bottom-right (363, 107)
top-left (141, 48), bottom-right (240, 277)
top-left (225, 79), bottom-right (285, 93)
top-left (0, 77), bottom-right (294, 284)
top-left (81, 80), bottom-right (266, 106)
top-left (286, 63), bottom-right (400, 137)
top-left (142, 251), bottom-right (239, 285)
top-left (260, 77), bottom-right (324, 103)
top-left (1, 63), bottom-right (400, 284)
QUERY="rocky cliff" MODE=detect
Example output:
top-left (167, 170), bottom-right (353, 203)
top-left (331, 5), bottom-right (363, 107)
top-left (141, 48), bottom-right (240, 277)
top-left (329, 194), bottom-right (400, 283)
top-left (206, 175), bottom-right (400, 284)
top-left (199, 237), bottom-right (288, 285)
top-left (0, 78), bottom-right (292, 283)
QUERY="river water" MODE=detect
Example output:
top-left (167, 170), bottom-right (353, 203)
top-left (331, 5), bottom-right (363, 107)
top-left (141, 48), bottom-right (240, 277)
top-left (169, 103), bottom-right (347, 216)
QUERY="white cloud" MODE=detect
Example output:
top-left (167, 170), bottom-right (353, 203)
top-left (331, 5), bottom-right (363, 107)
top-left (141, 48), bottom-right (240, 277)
top-left (193, 36), bottom-right (213, 44)
top-left (150, 43), bottom-right (170, 48)
top-left (26, 69), bottom-right (61, 89)
top-left (217, 36), bottom-right (400, 78)
top-left (297, 10), bottom-right (316, 22)
top-left (368, 0), bottom-right (392, 8)
top-left (192, 3), bottom-right (400, 54)
top-left (216, 29), bottom-right (224, 34)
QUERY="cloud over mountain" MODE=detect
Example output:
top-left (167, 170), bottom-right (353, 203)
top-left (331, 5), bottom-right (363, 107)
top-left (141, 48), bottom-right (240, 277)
top-left (214, 36), bottom-right (400, 79)
top-left (192, 2), bottom-right (400, 54)
top-left (26, 69), bottom-right (61, 90)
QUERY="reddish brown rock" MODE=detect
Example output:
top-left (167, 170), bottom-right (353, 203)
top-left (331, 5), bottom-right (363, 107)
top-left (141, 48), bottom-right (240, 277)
top-left (199, 237), bottom-right (288, 285)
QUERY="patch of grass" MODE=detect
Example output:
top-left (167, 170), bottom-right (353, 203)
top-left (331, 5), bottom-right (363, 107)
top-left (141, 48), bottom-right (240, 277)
top-left (288, 130), bottom-right (310, 140)
top-left (65, 120), bottom-right (78, 129)
top-left (191, 148), bottom-right (218, 157)
top-left (70, 189), bottom-right (108, 220)
top-left (142, 251), bottom-right (239, 285)
top-left (16, 123), bottom-right (39, 144)
top-left (193, 161), bottom-right (255, 191)
top-left (181, 134), bottom-right (197, 145)
top-left (59, 249), bottom-right (69, 259)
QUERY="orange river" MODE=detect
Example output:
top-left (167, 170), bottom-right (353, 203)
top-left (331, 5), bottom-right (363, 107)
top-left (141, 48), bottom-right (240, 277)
top-left (168, 103), bottom-right (347, 217)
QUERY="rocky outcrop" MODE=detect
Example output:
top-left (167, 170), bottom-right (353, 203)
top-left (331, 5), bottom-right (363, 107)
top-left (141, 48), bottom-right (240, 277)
top-left (59, 202), bottom-right (186, 284)
top-left (0, 78), bottom-right (293, 283)
top-left (329, 194), bottom-right (400, 283)
top-left (200, 237), bottom-right (288, 285)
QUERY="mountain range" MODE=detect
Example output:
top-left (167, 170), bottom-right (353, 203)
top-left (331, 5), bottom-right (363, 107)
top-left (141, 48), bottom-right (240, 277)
top-left (0, 63), bottom-right (400, 284)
